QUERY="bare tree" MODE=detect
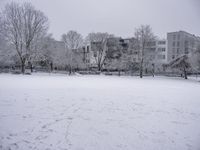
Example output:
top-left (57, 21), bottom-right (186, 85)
top-left (134, 25), bottom-right (155, 78)
top-left (86, 32), bottom-right (112, 71)
top-left (61, 30), bottom-right (83, 74)
top-left (0, 15), bottom-right (10, 68)
top-left (2, 2), bottom-right (48, 73)
top-left (167, 55), bottom-right (190, 79)
top-left (31, 34), bottom-right (57, 72)
top-left (195, 45), bottom-right (200, 71)
top-left (23, 3), bottom-right (48, 72)
top-left (190, 45), bottom-right (200, 70)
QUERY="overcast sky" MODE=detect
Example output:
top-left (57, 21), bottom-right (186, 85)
top-left (1, 0), bottom-right (200, 40)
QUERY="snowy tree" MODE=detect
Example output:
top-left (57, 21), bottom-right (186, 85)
top-left (86, 32), bottom-right (113, 71)
top-left (189, 44), bottom-right (200, 72)
top-left (134, 25), bottom-right (155, 78)
top-left (125, 38), bottom-right (140, 75)
top-left (32, 34), bottom-right (57, 72)
top-left (167, 55), bottom-right (191, 79)
top-left (195, 45), bottom-right (200, 71)
top-left (2, 2), bottom-right (48, 73)
top-left (103, 37), bottom-right (129, 74)
top-left (62, 31), bottom-right (83, 50)
top-left (61, 30), bottom-right (83, 74)
top-left (0, 13), bottom-right (14, 68)
top-left (166, 44), bottom-right (200, 79)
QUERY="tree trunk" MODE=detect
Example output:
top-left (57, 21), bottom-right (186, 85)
top-left (118, 70), bottom-right (121, 76)
top-left (69, 65), bottom-right (72, 75)
top-left (50, 62), bottom-right (53, 72)
top-left (131, 67), bottom-right (134, 76)
top-left (140, 69), bottom-right (143, 78)
top-left (30, 63), bottom-right (33, 73)
top-left (98, 63), bottom-right (101, 72)
top-left (21, 62), bottom-right (25, 74)
top-left (140, 59), bottom-right (143, 78)
top-left (152, 64), bottom-right (155, 77)
top-left (152, 73), bottom-right (154, 77)
top-left (183, 66), bottom-right (187, 79)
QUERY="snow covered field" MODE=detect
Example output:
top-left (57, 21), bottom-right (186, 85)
top-left (0, 73), bottom-right (200, 150)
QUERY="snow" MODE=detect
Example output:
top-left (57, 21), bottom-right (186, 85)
top-left (0, 73), bottom-right (200, 150)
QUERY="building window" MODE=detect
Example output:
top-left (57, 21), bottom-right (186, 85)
top-left (177, 48), bottom-right (180, 54)
top-left (87, 46), bottom-right (89, 53)
top-left (172, 48), bottom-right (175, 53)
top-left (147, 41), bottom-right (156, 47)
top-left (184, 40), bottom-right (188, 46)
top-left (162, 48), bottom-right (165, 52)
top-left (173, 42), bottom-right (176, 47)
top-left (158, 55), bottom-right (165, 59)
top-left (158, 48), bottom-right (165, 52)
top-left (163, 55), bottom-right (166, 59)
top-left (150, 48), bottom-right (156, 51)
top-left (185, 48), bottom-right (189, 54)
top-left (173, 35), bottom-right (176, 40)
top-left (83, 47), bottom-right (86, 52)
top-left (158, 48), bottom-right (166, 52)
top-left (172, 55), bottom-right (175, 59)
top-left (177, 41), bottom-right (180, 47)
top-left (158, 41), bottom-right (166, 45)
top-left (177, 34), bottom-right (180, 40)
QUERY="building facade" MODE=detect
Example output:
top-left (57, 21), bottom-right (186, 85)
top-left (167, 31), bottom-right (200, 62)
top-left (79, 30), bottom-right (200, 72)
top-left (87, 37), bottom-right (168, 72)
top-left (154, 40), bottom-right (168, 72)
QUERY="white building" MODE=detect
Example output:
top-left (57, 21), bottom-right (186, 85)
top-left (85, 37), bottom-right (168, 72)
top-left (154, 40), bottom-right (168, 72)
top-left (167, 31), bottom-right (200, 62)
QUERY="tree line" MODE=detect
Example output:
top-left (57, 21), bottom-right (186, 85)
top-left (0, 2), bottom-right (200, 79)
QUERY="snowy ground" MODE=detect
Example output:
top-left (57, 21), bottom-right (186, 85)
top-left (0, 73), bottom-right (200, 150)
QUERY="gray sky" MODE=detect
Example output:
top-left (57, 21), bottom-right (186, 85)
top-left (1, 0), bottom-right (200, 40)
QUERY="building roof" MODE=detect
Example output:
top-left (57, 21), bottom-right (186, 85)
top-left (167, 30), bottom-right (200, 40)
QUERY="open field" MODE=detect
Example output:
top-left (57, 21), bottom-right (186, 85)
top-left (0, 73), bottom-right (200, 150)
